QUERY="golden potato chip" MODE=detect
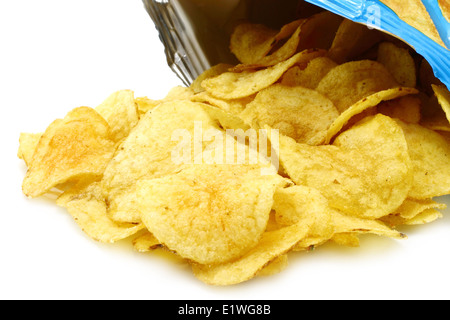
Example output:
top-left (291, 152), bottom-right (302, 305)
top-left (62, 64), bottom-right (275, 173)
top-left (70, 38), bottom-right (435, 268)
top-left (135, 86), bottom-right (196, 116)
top-left (135, 96), bottom-right (161, 115)
top-left (190, 91), bottom-right (252, 115)
top-left (280, 56), bottom-right (338, 89)
top-left (272, 185), bottom-right (334, 251)
top-left (95, 90), bottom-right (139, 142)
top-left (380, 0), bottom-right (445, 47)
top-left (405, 209), bottom-right (443, 225)
top-left (274, 114), bottom-right (413, 219)
top-left (273, 185), bottom-right (329, 227)
top-left (432, 84), bottom-right (450, 125)
top-left (316, 60), bottom-right (400, 113)
top-left (377, 95), bottom-right (422, 124)
top-left (201, 49), bottom-right (327, 100)
top-left (230, 23), bottom-right (303, 71)
top-left (396, 120), bottom-right (450, 199)
top-left (18, 132), bottom-right (42, 167)
top-left (381, 198), bottom-right (447, 227)
top-left (22, 107), bottom-right (116, 198)
top-left (324, 87), bottom-right (419, 144)
top-left (132, 231), bottom-right (161, 253)
top-left (101, 100), bottom-right (236, 223)
top-left (230, 23), bottom-right (278, 65)
top-left (330, 210), bottom-right (405, 239)
top-left (377, 42), bottom-right (417, 88)
top-left (191, 221), bottom-right (310, 285)
top-left (256, 254), bottom-right (289, 278)
top-left (419, 92), bottom-right (450, 131)
top-left (331, 233), bottom-right (360, 248)
top-left (440, 0), bottom-right (450, 22)
top-left (296, 11), bottom-right (343, 51)
top-left (240, 84), bottom-right (339, 145)
top-left (136, 165), bottom-right (286, 265)
top-left (56, 183), bottom-right (144, 243)
top-left (190, 64), bottom-right (233, 94)
top-left (328, 19), bottom-right (384, 64)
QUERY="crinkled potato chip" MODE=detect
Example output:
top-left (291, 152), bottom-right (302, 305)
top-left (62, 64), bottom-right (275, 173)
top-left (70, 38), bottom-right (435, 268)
top-left (324, 87), bottom-right (419, 144)
top-left (328, 19), bottom-right (384, 64)
top-left (275, 114), bottom-right (412, 219)
top-left (381, 198), bottom-right (447, 227)
top-left (201, 49), bottom-right (326, 100)
top-left (378, 95), bottom-right (422, 124)
top-left (377, 42), bottom-right (417, 88)
top-left (380, 0), bottom-right (445, 47)
top-left (230, 23), bottom-right (278, 65)
top-left (231, 22), bottom-right (304, 71)
top-left (95, 90), bottom-right (140, 142)
top-left (137, 165), bottom-right (286, 265)
top-left (330, 210), bottom-right (405, 239)
top-left (432, 84), bottom-right (450, 125)
top-left (240, 84), bottom-right (339, 145)
top-left (132, 231), bottom-right (161, 253)
top-left (190, 63), bottom-right (233, 94)
top-left (256, 254), bottom-right (289, 278)
top-left (191, 221), bottom-right (310, 286)
top-left (316, 60), bottom-right (400, 113)
top-left (18, 132), bottom-right (42, 167)
top-left (281, 56), bottom-right (338, 89)
top-left (22, 107), bottom-right (116, 198)
top-left (396, 120), bottom-right (450, 199)
top-left (101, 100), bottom-right (238, 223)
top-left (56, 183), bottom-right (144, 243)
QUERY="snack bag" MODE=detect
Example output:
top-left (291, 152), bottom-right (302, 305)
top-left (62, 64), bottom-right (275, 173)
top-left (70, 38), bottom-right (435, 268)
top-left (143, 0), bottom-right (450, 90)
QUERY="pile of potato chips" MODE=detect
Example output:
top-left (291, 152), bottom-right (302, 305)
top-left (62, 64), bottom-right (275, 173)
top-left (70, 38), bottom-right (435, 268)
top-left (19, 11), bottom-right (450, 286)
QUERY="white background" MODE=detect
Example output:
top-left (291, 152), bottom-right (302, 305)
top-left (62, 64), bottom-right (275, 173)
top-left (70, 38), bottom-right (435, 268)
top-left (1, 0), bottom-right (450, 300)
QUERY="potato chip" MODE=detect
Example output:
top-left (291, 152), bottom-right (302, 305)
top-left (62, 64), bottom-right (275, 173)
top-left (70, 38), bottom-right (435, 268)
top-left (377, 42), bottom-right (417, 88)
top-left (296, 11), bottom-right (343, 51)
top-left (56, 183), bottom-right (144, 243)
top-left (419, 92), bottom-right (450, 131)
top-left (132, 231), bottom-right (161, 253)
top-left (190, 63), bottom-right (233, 94)
top-left (405, 209), bottom-right (443, 225)
top-left (328, 19), bottom-right (384, 64)
top-left (190, 91), bottom-right (252, 115)
top-left (191, 221), bottom-right (310, 285)
top-left (18, 132), bottom-right (42, 167)
top-left (95, 90), bottom-right (140, 142)
top-left (22, 107), bottom-right (116, 198)
top-left (231, 23), bottom-right (303, 71)
top-left (274, 114), bottom-right (413, 219)
top-left (330, 210), bottom-right (405, 239)
top-left (240, 84), bottom-right (339, 145)
top-left (440, 0), bottom-right (450, 22)
top-left (331, 233), bottom-right (361, 248)
top-left (432, 84), bottom-right (450, 125)
top-left (316, 60), bottom-right (400, 113)
top-left (377, 95), bottom-right (422, 124)
top-left (201, 49), bottom-right (327, 100)
top-left (230, 23), bottom-right (278, 65)
top-left (136, 165), bottom-right (286, 265)
top-left (280, 57), bottom-right (338, 89)
top-left (324, 87), bottom-right (419, 144)
top-left (135, 96), bottom-right (161, 115)
top-left (256, 254), bottom-right (289, 278)
top-left (380, 0), bottom-right (445, 47)
top-left (272, 185), bottom-right (334, 251)
top-left (100, 100), bottom-right (235, 223)
top-left (395, 120), bottom-right (450, 199)
top-left (381, 198), bottom-right (447, 227)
